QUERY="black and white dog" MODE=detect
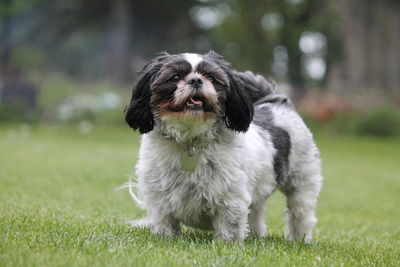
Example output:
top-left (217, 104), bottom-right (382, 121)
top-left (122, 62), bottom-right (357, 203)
top-left (124, 51), bottom-right (322, 242)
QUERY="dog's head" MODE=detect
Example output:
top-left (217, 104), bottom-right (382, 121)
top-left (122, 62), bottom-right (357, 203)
top-left (125, 51), bottom-right (254, 134)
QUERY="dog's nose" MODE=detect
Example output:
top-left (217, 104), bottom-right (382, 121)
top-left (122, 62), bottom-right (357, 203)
top-left (188, 77), bottom-right (203, 89)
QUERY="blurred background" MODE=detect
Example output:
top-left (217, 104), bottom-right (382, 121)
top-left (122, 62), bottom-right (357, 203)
top-left (1, 2), bottom-right (400, 264)
top-left (1, 0), bottom-right (400, 136)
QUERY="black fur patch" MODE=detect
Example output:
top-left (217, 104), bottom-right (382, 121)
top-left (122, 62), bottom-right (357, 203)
top-left (203, 51), bottom-right (254, 132)
top-left (253, 104), bottom-right (291, 186)
top-left (125, 53), bottom-right (172, 133)
top-left (223, 71), bottom-right (254, 132)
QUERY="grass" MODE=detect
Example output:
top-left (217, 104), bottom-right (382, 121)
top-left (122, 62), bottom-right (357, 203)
top-left (1, 123), bottom-right (399, 266)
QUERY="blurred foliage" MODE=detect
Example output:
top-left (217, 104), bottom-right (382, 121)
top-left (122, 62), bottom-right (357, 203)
top-left (0, 103), bottom-right (38, 122)
top-left (0, 0), bottom-right (202, 80)
top-left (0, 0), bottom-right (340, 85)
top-left (209, 0), bottom-right (340, 89)
top-left (1, 0), bottom-right (399, 136)
top-left (305, 105), bottom-right (400, 137)
top-left (0, 74), bottom-right (128, 124)
top-left (37, 75), bottom-right (128, 124)
top-left (354, 106), bottom-right (400, 137)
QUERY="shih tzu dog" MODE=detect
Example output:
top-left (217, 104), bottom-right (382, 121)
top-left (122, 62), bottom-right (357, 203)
top-left (124, 51), bottom-right (322, 242)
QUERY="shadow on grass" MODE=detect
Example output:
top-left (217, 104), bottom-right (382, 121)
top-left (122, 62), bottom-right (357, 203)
top-left (126, 224), bottom-right (319, 250)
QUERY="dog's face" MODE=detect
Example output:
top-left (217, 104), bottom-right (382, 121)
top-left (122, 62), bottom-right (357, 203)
top-left (125, 51), bottom-right (253, 134)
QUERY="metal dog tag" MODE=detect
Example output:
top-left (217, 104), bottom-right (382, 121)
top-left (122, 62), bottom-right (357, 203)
top-left (181, 147), bottom-right (198, 172)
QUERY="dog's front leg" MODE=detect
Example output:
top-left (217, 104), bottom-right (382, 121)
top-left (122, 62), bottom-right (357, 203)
top-left (150, 214), bottom-right (180, 237)
top-left (212, 203), bottom-right (249, 242)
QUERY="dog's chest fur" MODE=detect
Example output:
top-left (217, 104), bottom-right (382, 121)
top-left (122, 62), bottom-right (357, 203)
top-left (136, 124), bottom-right (277, 229)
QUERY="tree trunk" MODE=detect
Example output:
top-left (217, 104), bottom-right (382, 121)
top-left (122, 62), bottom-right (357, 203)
top-left (1, 0), bottom-right (12, 74)
top-left (339, 0), bottom-right (400, 105)
top-left (106, 0), bottom-right (131, 82)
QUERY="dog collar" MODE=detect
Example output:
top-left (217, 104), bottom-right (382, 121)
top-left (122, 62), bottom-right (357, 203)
top-left (161, 131), bottom-right (199, 172)
top-left (181, 145), bottom-right (198, 172)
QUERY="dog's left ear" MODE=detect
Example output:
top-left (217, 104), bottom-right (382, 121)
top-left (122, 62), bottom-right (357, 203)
top-left (125, 52), bottom-right (169, 134)
top-left (224, 72), bottom-right (254, 132)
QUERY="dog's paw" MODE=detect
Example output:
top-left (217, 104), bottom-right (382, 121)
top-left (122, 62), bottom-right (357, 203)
top-left (127, 218), bottom-right (152, 228)
top-left (285, 233), bottom-right (312, 244)
top-left (151, 225), bottom-right (180, 238)
top-left (213, 232), bottom-right (245, 242)
top-left (249, 230), bottom-right (268, 239)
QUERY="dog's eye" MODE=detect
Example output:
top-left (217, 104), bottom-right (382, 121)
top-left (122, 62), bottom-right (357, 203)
top-left (169, 74), bottom-right (181, 82)
top-left (206, 75), bottom-right (215, 83)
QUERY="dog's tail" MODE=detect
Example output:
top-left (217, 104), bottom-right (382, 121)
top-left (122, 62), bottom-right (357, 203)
top-left (233, 71), bottom-right (288, 105)
top-left (115, 178), bottom-right (145, 210)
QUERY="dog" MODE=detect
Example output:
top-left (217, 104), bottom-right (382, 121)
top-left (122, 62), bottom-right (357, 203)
top-left (124, 51), bottom-right (322, 242)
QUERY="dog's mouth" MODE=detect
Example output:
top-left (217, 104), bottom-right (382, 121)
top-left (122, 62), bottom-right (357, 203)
top-left (169, 94), bottom-right (214, 113)
top-left (186, 96), bottom-right (204, 110)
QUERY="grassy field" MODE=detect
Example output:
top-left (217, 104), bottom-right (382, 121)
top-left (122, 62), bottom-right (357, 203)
top-left (1, 123), bottom-right (399, 266)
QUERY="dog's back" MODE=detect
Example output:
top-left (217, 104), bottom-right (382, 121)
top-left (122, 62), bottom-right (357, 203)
top-left (233, 71), bottom-right (289, 106)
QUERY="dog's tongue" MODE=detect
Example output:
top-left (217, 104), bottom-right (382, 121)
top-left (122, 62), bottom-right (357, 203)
top-left (190, 97), bottom-right (203, 105)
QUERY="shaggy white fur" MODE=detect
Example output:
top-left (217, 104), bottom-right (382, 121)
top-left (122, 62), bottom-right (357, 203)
top-left (124, 52), bottom-right (323, 242)
top-left (127, 105), bottom-right (321, 242)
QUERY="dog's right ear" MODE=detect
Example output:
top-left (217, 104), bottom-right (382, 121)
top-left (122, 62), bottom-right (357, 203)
top-left (125, 52), bottom-right (169, 134)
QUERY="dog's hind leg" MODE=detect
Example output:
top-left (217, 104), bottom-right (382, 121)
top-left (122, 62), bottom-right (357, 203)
top-left (282, 173), bottom-right (322, 243)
